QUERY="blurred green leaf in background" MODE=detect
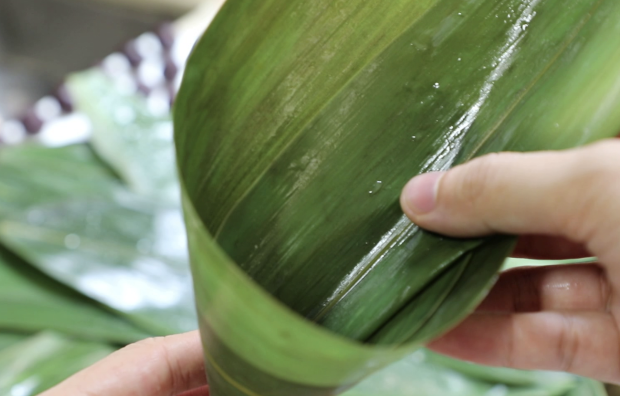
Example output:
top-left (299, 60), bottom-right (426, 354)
top-left (0, 332), bottom-right (114, 396)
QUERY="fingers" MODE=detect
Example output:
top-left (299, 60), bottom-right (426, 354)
top-left (476, 264), bottom-right (610, 313)
top-left (40, 331), bottom-right (207, 396)
top-left (512, 235), bottom-right (591, 260)
top-left (428, 311), bottom-right (620, 384)
top-left (400, 140), bottom-right (620, 265)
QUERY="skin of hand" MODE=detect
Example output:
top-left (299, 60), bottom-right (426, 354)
top-left (400, 138), bottom-right (620, 384)
top-left (39, 331), bottom-right (208, 396)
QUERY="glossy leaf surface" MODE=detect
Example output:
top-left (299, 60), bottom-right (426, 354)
top-left (0, 144), bottom-right (196, 335)
top-left (343, 349), bottom-right (597, 396)
top-left (0, 245), bottom-right (149, 343)
top-left (0, 333), bottom-right (26, 353)
top-left (175, 0), bottom-right (620, 394)
top-left (68, 71), bottom-right (180, 207)
top-left (0, 332), bottom-right (113, 396)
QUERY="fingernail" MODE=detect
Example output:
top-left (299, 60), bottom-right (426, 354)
top-left (403, 172), bottom-right (444, 215)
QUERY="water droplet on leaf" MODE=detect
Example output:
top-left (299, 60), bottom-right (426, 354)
top-left (369, 181), bottom-right (383, 195)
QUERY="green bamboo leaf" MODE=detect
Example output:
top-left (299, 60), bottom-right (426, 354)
top-left (566, 379), bottom-right (608, 396)
top-left (0, 144), bottom-right (196, 335)
top-left (343, 349), bottom-right (580, 396)
top-left (175, 0), bottom-right (620, 394)
top-left (0, 332), bottom-right (114, 396)
top-left (0, 333), bottom-right (26, 353)
top-left (66, 70), bottom-right (180, 207)
top-left (425, 351), bottom-right (575, 389)
top-left (0, 244), bottom-right (150, 343)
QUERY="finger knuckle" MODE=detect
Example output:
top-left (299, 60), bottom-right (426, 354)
top-left (450, 153), bottom-right (504, 209)
top-left (579, 140), bottom-right (620, 184)
top-left (557, 313), bottom-right (578, 373)
top-left (122, 336), bottom-right (185, 392)
top-left (563, 140), bottom-right (620, 242)
top-left (149, 336), bottom-right (189, 393)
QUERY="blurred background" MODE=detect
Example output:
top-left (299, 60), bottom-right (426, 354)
top-left (0, 0), bottom-right (207, 138)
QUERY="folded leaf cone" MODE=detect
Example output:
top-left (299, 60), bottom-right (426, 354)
top-left (174, 0), bottom-right (620, 394)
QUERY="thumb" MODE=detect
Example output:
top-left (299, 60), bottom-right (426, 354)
top-left (40, 331), bottom-right (207, 396)
top-left (400, 140), bottom-right (620, 264)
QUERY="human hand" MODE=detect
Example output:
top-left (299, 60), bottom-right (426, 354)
top-left (39, 331), bottom-right (208, 396)
top-left (400, 139), bottom-right (620, 384)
